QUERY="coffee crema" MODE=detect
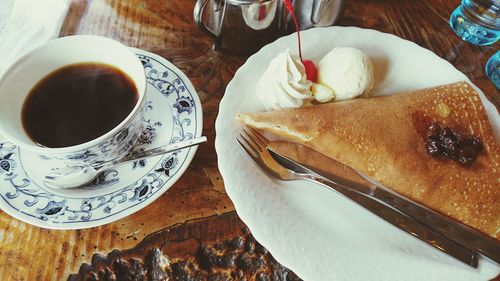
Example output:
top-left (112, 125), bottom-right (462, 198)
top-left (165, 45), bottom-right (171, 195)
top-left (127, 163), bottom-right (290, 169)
top-left (22, 63), bottom-right (138, 148)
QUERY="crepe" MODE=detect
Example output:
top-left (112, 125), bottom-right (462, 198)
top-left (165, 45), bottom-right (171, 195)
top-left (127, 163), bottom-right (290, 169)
top-left (236, 81), bottom-right (500, 240)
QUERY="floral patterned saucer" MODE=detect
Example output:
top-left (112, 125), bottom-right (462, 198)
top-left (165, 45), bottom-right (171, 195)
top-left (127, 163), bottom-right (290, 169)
top-left (0, 48), bottom-right (202, 229)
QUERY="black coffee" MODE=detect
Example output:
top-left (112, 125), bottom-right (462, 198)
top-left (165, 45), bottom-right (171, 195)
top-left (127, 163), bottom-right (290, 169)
top-left (22, 63), bottom-right (138, 148)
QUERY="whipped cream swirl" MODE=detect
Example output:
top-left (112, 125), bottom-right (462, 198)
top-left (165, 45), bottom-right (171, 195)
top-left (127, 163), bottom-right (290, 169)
top-left (257, 49), bottom-right (313, 111)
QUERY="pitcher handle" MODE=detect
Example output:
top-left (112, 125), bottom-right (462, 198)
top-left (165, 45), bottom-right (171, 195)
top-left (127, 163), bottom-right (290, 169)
top-left (194, 0), bottom-right (218, 38)
top-left (311, 0), bottom-right (332, 24)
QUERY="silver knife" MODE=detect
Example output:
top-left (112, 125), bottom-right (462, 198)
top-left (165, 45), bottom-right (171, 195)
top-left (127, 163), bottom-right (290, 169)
top-left (266, 145), bottom-right (481, 267)
top-left (269, 145), bottom-right (499, 265)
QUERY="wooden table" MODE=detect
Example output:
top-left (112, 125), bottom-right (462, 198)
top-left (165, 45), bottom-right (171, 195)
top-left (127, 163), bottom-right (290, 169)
top-left (0, 0), bottom-right (498, 280)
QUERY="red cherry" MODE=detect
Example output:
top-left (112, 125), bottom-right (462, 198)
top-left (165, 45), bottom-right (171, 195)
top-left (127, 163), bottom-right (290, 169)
top-left (303, 60), bottom-right (318, 82)
top-left (258, 5), bottom-right (267, 20)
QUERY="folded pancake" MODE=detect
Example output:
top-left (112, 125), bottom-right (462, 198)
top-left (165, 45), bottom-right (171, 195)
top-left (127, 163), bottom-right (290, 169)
top-left (236, 81), bottom-right (500, 240)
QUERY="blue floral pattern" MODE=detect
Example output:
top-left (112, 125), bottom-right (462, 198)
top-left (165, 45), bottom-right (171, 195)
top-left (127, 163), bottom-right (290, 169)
top-left (0, 149), bottom-right (15, 177)
top-left (154, 153), bottom-right (179, 176)
top-left (0, 50), bottom-right (201, 229)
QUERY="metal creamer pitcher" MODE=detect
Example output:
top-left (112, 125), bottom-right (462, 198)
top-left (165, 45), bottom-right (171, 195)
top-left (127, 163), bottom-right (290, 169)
top-left (194, 0), bottom-right (346, 54)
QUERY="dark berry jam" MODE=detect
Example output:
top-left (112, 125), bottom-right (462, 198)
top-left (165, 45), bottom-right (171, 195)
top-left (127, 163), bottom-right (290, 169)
top-left (424, 122), bottom-right (483, 166)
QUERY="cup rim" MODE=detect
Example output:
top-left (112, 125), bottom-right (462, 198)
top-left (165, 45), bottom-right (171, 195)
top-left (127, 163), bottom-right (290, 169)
top-left (0, 35), bottom-right (147, 154)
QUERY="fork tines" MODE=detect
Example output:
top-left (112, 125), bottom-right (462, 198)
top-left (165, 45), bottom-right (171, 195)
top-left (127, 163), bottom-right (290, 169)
top-left (237, 127), bottom-right (267, 156)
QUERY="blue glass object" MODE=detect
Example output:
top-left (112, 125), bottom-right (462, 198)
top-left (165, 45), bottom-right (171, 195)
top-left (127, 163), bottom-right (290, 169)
top-left (486, 51), bottom-right (500, 89)
top-left (449, 0), bottom-right (499, 45)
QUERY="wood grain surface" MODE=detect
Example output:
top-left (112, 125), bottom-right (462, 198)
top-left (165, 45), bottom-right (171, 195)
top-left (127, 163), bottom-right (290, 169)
top-left (0, 0), bottom-right (498, 280)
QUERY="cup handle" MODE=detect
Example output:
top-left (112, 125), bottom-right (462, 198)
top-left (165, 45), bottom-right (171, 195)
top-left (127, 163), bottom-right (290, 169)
top-left (193, 0), bottom-right (219, 38)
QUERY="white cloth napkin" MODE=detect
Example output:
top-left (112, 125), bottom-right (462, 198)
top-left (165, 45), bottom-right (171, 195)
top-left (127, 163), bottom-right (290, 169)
top-left (0, 0), bottom-right (70, 78)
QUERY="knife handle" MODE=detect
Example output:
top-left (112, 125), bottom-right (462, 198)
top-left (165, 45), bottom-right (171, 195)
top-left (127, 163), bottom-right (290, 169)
top-left (371, 187), bottom-right (500, 264)
top-left (308, 177), bottom-right (479, 267)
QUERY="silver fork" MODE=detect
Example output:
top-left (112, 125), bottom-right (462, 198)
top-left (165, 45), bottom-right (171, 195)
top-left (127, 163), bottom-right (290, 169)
top-left (236, 127), bottom-right (479, 267)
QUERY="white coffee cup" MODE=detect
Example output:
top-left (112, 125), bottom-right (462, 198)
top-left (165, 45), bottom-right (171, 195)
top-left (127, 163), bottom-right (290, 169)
top-left (0, 35), bottom-right (146, 167)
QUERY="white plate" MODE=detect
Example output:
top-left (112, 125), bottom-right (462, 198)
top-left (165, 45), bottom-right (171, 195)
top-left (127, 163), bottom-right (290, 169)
top-left (0, 48), bottom-right (203, 229)
top-left (215, 27), bottom-right (500, 281)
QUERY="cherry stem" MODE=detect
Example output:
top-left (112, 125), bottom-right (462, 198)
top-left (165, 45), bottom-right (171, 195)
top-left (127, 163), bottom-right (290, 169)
top-left (283, 0), bottom-right (303, 62)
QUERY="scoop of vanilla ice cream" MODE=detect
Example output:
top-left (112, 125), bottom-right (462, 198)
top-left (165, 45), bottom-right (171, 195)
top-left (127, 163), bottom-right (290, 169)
top-left (257, 49), bottom-right (313, 111)
top-left (318, 47), bottom-right (374, 101)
